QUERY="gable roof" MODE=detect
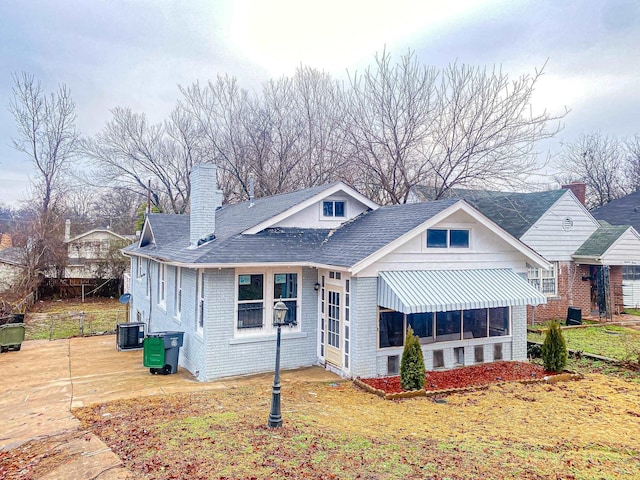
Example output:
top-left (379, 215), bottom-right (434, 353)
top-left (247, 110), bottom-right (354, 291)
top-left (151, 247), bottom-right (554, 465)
top-left (573, 222), bottom-right (631, 258)
top-left (126, 192), bottom-right (549, 274)
top-left (591, 191), bottom-right (640, 233)
top-left (66, 228), bottom-right (131, 244)
top-left (128, 198), bottom-right (457, 267)
top-left (0, 247), bottom-right (25, 267)
top-left (316, 200), bottom-right (459, 267)
top-left (411, 186), bottom-right (567, 238)
top-left (242, 182), bottom-right (379, 234)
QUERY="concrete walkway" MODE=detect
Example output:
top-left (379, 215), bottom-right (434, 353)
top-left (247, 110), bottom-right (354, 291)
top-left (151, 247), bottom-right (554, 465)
top-left (0, 335), bottom-right (340, 479)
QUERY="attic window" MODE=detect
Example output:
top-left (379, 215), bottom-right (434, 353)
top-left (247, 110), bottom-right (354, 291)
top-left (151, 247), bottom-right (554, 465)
top-left (323, 201), bottom-right (345, 217)
top-left (427, 229), bottom-right (470, 248)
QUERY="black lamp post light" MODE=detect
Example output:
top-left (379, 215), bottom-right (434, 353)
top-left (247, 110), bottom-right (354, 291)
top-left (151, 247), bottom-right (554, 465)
top-left (268, 298), bottom-right (296, 428)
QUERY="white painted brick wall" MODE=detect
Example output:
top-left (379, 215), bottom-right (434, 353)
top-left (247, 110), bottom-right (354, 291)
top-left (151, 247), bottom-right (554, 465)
top-left (203, 267), bottom-right (320, 381)
top-left (510, 305), bottom-right (527, 361)
top-left (350, 277), bottom-right (379, 378)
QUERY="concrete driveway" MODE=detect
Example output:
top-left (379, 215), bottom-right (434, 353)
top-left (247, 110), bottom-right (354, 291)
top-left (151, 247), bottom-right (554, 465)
top-left (0, 335), bottom-right (339, 479)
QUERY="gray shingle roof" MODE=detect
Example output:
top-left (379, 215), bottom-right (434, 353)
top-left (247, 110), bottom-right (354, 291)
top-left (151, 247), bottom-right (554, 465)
top-left (317, 200), bottom-right (458, 266)
top-left (573, 222), bottom-right (629, 257)
top-left (0, 247), bottom-right (25, 266)
top-left (126, 183), bottom-right (460, 267)
top-left (591, 191), bottom-right (640, 234)
top-left (411, 186), bottom-right (566, 238)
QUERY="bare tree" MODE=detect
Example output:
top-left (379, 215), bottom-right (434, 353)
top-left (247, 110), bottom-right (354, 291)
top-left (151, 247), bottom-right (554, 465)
top-left (426, 62), bottom-right (567, 199)
top-left (179, 76), bottom-right (251, 202)
top-left (9, 73), bottom-right (78, 292)
top-left (624, 134), bottom-right (640, 193)
top-left (557, 133), bottom-right (626, 208)
top-left (91, 187), bottom-right (141, 234)
top-left (289, 66), bottom-right (351, 187)
top-left (343, 49), bottom-right (438, 204)
top-left (10, 73), bottom-right (78, 214)
top-left (81, 106), bottom-right (209, 214)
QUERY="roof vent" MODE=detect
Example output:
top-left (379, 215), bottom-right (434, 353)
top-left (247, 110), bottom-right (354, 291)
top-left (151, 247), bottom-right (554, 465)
top-left (562, 217), bottom-right (574, 231)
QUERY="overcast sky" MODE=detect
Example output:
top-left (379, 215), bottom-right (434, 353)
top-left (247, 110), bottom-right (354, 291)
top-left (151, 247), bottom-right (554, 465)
top-left (1, 0), bottom-right (639, 206)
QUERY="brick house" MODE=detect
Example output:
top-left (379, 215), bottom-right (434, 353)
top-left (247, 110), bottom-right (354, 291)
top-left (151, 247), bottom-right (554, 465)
top-left (409, 183), bottom-right (640, 321)
top-left (124, 163), bottom-right (548, 381)
top-left (591, 191), bottom-right (640, 308)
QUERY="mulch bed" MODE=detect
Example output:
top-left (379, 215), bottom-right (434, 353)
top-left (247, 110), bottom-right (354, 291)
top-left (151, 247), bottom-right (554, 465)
top-left (355, 361), bottom-right (578, 400)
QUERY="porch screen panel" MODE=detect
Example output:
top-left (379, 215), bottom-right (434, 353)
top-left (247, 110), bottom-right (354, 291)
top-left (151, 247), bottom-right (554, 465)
top-left (379, 311), bottom-right (404, 348)
top-left (435, 311), bottom-right (461, 342)
top-left (489, 307), bottom-right (510, 336)
top-left (463, 308), bottom-right (488, 339)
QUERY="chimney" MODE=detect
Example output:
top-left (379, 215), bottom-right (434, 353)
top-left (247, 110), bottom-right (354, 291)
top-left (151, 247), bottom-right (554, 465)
top-left (0, 233), bottom-right (12, 250)
top-left (190, 163), bottom-right (223, 247)
top-left (65, 219), bottom-right (71, 242)
top-left (562, 182), bottom-right (586, 205)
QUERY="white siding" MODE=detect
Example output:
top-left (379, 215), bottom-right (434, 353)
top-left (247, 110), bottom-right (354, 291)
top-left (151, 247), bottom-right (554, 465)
top-left (358, 210), bottom-right (530, 277)
top-left (602, 229), bottom-right (640, 265)
top-left (521, 192), bottom-right (599, 260)
top-left (0, 263), bottom-right (23, 292)
top-left (274, 196), bottom-right (370, 229)
top-left (623, 280), bottom-right (640, 308)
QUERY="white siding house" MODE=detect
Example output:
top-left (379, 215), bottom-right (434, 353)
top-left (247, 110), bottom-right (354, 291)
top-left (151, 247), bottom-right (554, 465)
top-left (125, 164), bottom-right (549, 381)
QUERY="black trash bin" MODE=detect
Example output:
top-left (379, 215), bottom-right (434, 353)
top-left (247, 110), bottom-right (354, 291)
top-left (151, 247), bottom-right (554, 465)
top-left (143, 331), bottom-right (184, 375)
top-left (116, 322), bottom-right (146, 351)
top-left (566, 307), bottom-right (582, 326)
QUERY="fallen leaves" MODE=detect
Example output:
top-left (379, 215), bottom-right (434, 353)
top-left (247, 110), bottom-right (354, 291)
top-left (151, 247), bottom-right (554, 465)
top-left (65, 371), bottom-right (640, 479)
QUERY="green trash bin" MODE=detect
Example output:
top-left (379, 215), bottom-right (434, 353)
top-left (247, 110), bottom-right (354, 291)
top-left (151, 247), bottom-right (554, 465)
top-left (0, 323), bottom-right (26, 352)
top-left (143, 331), bottom-right (184, 375)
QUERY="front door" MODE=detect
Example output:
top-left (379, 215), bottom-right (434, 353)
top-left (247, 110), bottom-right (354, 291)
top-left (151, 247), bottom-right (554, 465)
top-left (325, 288), bottom-right (342, 367)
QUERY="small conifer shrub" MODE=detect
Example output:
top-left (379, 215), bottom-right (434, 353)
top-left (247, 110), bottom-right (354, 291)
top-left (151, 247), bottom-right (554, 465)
top-left (400, 325), bottom-right (426, 391)
top-left (542, 320), bottom-right (568, 372)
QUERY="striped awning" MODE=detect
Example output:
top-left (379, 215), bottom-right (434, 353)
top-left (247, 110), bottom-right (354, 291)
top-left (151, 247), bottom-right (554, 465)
top-left (378, 269), bottom-right (547, 314)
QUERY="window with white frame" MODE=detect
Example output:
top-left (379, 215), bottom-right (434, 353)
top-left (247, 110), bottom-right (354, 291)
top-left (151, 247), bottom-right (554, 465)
top-left (527, 262), bottom-right (558, 296)
top-left (323, 200), bottom-right (345, 218)
top-left (174, 266), bottom-right (182, 319)
top-left (197, 270), bottom-right (205, 333)
top-left (237, 274), bottom-right (264, 329)
top-left (426, 229), bottom-right (470, 248)
top-left (158, 263), bottom-right (166, 307)
top-left (236, 270), bottom-right (302, 333)
top-left (136, 257), bottom-right (143, 279)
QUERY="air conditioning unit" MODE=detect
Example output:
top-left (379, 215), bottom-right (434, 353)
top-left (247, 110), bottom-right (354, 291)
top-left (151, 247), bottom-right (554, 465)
top-left (117, 322), bottom-right (146, 351)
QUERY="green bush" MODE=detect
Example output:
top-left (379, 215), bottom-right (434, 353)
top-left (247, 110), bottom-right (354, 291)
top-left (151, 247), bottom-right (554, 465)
top-left (542, 321), bottom-right (568, 372)
top-left (400, 326), bottom-right (426, 391)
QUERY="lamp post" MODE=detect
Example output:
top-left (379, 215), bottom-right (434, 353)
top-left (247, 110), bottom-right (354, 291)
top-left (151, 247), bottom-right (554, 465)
top-left (268, 298), bottom-right (291, 428)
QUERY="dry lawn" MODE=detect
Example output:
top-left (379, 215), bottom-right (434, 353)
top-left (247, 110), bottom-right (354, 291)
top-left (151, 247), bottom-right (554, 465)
top-left (67, 372), bottom-right (640, 480)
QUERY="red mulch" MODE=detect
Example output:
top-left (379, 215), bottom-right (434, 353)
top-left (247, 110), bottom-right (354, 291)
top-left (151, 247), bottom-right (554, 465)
top-left (360, 361), bottom-right (554, 394)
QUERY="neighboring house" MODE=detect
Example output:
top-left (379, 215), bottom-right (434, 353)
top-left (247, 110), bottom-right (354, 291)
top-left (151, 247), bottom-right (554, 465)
top-left (64, 221), bottom-right (134, 280)
top-left (409, 183), bottom-right (640, 320)
top-left (591, 191), bottom-right (640, 308)
top-left (49, 221), bottom-right (136, 297)
top-left (0, 246), bottom-right (25, 293)
top-left (125, 163), bottom-right (549, 381)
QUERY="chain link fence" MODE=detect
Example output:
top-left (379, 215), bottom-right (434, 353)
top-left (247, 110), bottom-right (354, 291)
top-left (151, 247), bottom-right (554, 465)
top-left (25, 310), bottom-right (127, 341)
